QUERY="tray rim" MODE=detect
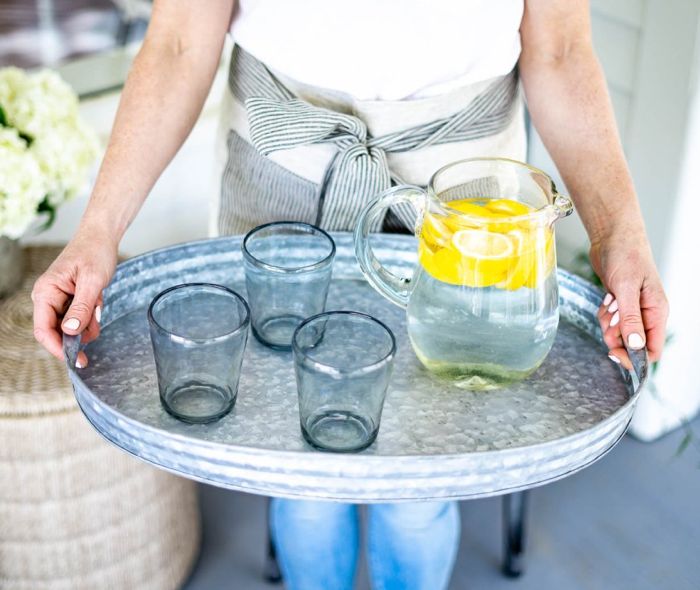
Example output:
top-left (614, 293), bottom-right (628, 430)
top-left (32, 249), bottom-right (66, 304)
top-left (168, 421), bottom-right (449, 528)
top-left (64, 233), bottom-right (644, 461)
top-left (73, 392), bottom-right (631, 502)
top-left (63, 233), bottom-right (646, 499)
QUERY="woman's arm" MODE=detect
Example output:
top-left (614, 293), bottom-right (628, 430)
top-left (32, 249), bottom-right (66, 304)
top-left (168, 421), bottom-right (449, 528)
top-left (519, 0), bottom-right (669, 365)
top-left (32, 0), bottom-right (236, 364)
top-left (82, 0), bottom-right (235, 239)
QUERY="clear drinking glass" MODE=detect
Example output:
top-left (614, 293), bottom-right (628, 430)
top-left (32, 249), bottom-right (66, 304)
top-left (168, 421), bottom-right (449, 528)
top-left (243, 222), bottom-right (336, 350)
top-left (292, 311), bottom-right (396, 452)
top-left (355, 157), bottom-right (574, 391)
top-left (148, 283), bottom-right (250, 424)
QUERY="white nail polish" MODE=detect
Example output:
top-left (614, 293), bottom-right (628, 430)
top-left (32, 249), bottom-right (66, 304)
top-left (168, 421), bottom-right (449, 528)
top-left (608, 300), bottom-right (618, 313)
top-left (76, 359), bottom-right (85, 369)
top-left (608, 354), bottom-right (621, 364)
top-left (610, 311), bottom-right (620, 327)
top-left (603, 293), bottom-right (613, 306)
top-left (95, 305), bottom-right (102, 324)
top-left (64, 318), bottom-right (80, 331)
top-left (628, 332), bottom-right (645, 350)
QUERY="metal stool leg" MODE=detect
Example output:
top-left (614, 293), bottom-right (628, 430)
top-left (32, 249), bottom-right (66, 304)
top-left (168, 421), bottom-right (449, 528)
top-left (264, 499), bottom-right (283, 584)
top-left (502, 491), bottom-right (529, 578)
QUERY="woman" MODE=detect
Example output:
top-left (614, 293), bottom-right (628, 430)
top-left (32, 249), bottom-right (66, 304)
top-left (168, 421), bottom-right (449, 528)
top-left (32, 1), bottom-right (668, 589)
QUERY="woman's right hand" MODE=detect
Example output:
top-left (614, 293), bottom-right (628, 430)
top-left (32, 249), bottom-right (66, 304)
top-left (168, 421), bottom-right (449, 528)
top-left (32, 227), bottom-right (118, 368)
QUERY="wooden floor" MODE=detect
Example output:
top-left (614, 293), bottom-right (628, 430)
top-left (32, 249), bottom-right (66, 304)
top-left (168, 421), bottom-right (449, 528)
top-left (183, 420), bottom-right (700, 590)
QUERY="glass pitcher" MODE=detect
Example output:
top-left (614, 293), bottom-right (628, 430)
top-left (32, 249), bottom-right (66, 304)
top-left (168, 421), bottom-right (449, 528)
top-left (354, 158), bottom-right (574, 390)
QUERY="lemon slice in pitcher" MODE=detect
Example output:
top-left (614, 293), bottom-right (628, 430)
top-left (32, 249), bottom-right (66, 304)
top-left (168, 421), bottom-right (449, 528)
top-left (420, 213), bottom-right (452, 250)
top-left (444, 200), bottom-right (495, 231)
top-left (447, 200), bottom-right (494, 217)
top-left (451, 229), bottom-right (514, 259)
top-left (483, 198), bottom-right (533, 217)
top-left (499, 228), bottom-right (534, 291)
top-left (450, 229), bottom-right (515, 287)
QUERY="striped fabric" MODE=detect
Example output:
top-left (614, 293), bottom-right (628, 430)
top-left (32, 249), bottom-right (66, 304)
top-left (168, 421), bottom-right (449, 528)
top-left (228, 46), bottom-right (519, 232)
top-left (218, 129), bottom-right (320, 236)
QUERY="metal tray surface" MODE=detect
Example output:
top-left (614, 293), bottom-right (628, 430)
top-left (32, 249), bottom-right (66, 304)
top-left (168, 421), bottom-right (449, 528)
top-left (64, 233), bottom-right (646, 502)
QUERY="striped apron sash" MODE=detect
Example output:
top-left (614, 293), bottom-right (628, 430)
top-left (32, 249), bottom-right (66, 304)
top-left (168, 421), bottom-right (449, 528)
top-left (228, 46), bottom-right (520, 232)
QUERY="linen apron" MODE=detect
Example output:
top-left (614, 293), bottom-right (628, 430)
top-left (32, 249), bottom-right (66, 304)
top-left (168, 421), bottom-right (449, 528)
top-left (215, 45), bottom-right (527, 236)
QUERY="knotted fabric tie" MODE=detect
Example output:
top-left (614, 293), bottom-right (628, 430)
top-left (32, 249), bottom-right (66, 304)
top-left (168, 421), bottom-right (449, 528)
top-left (230, 46), bottom-right (520, 231)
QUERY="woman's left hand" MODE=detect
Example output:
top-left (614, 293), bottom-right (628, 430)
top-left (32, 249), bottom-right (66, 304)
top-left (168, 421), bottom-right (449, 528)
top-left (589, 228), bottom-right (669, 369)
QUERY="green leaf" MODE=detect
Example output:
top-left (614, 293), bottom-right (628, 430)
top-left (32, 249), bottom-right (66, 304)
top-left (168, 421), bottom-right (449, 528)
top-left (675, 432), bottom-right (692, 457)
top-left (572, 251), bottom-right (589, 265)
top-left (18, 130), bottom-right (33, 146)
top-left (567, 250), bottom-right (604, 287)
top-left (651, 360), bottom-right (660, 376)
top-left (651, 334), bottom-right (674, 375)
top-left (36, 196), bottom-right (57, 231)
top-left (0, 103), bottom-right (33, 145)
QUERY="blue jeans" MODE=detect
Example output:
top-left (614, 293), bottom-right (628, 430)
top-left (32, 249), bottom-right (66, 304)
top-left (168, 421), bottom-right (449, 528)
top-left (270, 498), bottom-right (460, 590)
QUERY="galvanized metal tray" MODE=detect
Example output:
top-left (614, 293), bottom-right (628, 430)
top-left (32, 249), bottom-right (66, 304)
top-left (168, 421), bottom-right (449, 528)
top-left (64, 233), bottom-right (647, 502)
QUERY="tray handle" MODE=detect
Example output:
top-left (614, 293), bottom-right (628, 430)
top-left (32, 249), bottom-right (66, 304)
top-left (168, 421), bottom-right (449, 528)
top-left (626, 346), bottom-right (648, 396)
top-left (63, 333), bottom-right (81, 371)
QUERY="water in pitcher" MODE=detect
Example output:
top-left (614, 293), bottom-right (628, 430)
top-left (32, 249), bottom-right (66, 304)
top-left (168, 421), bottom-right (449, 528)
top-left (406, 197), bottom-right (559, 390)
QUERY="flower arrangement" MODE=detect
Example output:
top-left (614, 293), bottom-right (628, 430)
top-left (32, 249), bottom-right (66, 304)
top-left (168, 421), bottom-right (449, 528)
top-left (0, 67), bottom-right (99, 239)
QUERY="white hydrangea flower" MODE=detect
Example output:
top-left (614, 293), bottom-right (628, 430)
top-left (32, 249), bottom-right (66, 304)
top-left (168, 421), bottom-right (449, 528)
top-left (32, 118), bottom-right (100, 207)
top-left (0, 68), bottom-right (79, 139)
top-left (0, 68), bottom-right (30, 118)
top-left (0, 128), bottom-right (47, 239)
top-left (0, 67), bottom-right (99, 238)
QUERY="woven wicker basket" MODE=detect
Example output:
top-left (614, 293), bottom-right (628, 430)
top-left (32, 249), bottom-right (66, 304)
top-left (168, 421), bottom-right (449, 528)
top-left (0, 246), bottom-right (201, 590)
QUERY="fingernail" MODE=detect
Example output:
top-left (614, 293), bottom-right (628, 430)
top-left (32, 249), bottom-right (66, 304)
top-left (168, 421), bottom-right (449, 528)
top-left (608, 300), bottom-right (618, 313)
top-left (95, 305), bottom-right (102, 324)
top-left (64, 318), bottom-right (80, 331)
top-left (608, 353), bottom-right (621, 364)
top-left (628, 332), bottom-right (645, 350)
top-left (76, 359), bottom-right (85, 369)
top-left (603, 293), bottom-right (613, 306)
top-left (610, 311), bottom-right (620, 327)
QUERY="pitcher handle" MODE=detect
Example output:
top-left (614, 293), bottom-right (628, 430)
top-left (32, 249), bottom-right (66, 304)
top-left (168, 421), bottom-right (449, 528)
top-left (354, 185), bottom-right (427, 308)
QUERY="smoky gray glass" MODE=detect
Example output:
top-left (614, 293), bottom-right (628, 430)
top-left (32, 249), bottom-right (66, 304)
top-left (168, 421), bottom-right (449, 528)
top-left (242, 222), bottom-right (336, 350)
top-left (292, 311), bottom-right (396, 452)
top-left (148, 283), bottom-right (250, 424)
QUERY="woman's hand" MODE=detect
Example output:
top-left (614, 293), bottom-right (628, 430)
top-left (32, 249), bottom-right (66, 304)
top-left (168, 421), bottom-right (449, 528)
top-left (590, 227), bottom-right (669, 369)
top-left (32, 226), bottom-right (118, 368)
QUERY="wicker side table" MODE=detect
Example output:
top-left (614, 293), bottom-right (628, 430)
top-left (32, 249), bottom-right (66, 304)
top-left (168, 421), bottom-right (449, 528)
top-left (0, 246), bottom-right (201, 590)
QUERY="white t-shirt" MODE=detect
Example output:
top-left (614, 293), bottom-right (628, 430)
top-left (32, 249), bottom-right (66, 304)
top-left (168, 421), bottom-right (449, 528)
top-left (230, 0), bottom-right (524, 101)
